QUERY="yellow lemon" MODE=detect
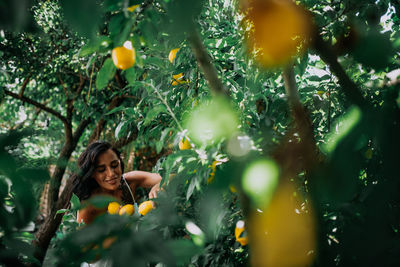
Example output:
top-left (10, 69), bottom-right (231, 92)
top-left (112, 43), bottom-right (136, 70)
top-left (207, 172), bottom-right (215, 184)
top-left (235, 220), bottom-right (249, 246)
top-left (179, 137), bottom-right (191, 150)
top-left (107, 202), bottom-right (121, 215)
top-left (242, 0), bottom-right (312, 68)
top-left (171, 73), bottom-right (186, 86)
top-left (207, 161), bottom-right (220, 184)
top-left (229, 185), bottom-right (237, 193)
top-left (169, 48), bottom-right (180, 63)
top-left (138, 200), bottom-right (154, 216)
top-left (118, 204), bottom-right (135, 216)
top-left (127, 5), bottom-right (139, 12)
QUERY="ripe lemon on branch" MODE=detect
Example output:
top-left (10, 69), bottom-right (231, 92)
top-left (169, 48), bottom-right (180, 63)
top-left (179, 136), bottom-right (191, 150)
top-left (207, 160), bottom-right (220, 184)
top-left (119, 204), bottom-right (135, 216)
top-left (138, 200), bottom-right (154, 216)
top-left (235, 220), bottom-right (249, 246)
top-left (107, 202), bottom-right (121, 214)
top-left (241, 0), bottom-right (313, 68)
top-left (127, 5), bottom-right (139, 12)
top-left (171, 73), bottom-right (188, 86)
top-left (112, 41), bottom-right (136, 70)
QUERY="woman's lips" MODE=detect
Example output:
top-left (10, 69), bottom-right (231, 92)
top-left (105, 178), bottom-right (118, 185)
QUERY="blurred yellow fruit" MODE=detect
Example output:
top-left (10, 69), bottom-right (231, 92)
top-left (119, 204), bottom-right (135, 216)
top-left (112, 42), bottom-right (136, 70)
top-left (179, 137), bottom-right (191, 150)
top-left (207, 172), bottom-right (215, 184)
top-left (127, 5), bottom-right (139, 12)
top-left (107, 202), bottom-right (121, 215)
top-left (235, 220), bottom-right (249, 246)
top-left (248, 182), bottom-right (316, 266)
top-left (242, 0), bottom-right (312, 68)
top-left (171, 73), bottom-right (186, 86)
top-left (102, 236), bottom-right (117, 249)
top-left (365, 148), bottom-right (373, 159)
top-left (229, 185), bottom-right (237, 193)
top-left (138, 200), bottom-right (154, 216)
top-left (169, 48), bottom-right (180, 63)
top-left (207, 161), bottom-right (219, 184)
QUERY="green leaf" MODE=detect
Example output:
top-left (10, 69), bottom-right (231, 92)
top-left (143, 105), bottom-right (167, 126)
top-left (166, 239), bottom-right (202, 265)
top-left (105, 106), bottom-right (126, 116)
top-left (186, 178), bottom-right (197, 200)
top-left (79, 36), bottom-right (112, 57)
top-left (352, 29), bottom-right (393, 71)
top-left (96, 58), bottom-right (116, 90)
top-left (124, 67), bottom-right (137, 85)
top-left (115, 121), bottom-right (129, 139)
top-left (322, 106), bottom-right (362, 154)
top-left (56, 209), bottom-right (69, 215)
top-left (70, 193), bottom-right (81, 211)
top-left (87, 195), bottom-right (117, 209)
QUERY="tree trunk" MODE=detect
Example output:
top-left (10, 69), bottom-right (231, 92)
top-left (34, 119), bottom-right (91, 264)
top-left (32, 176), bottom-right (76, 265)
top-left (47, 141), bottom-right (75, 213)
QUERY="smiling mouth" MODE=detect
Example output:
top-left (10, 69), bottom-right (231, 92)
top-left (105, 178), bottom-right (118, 185)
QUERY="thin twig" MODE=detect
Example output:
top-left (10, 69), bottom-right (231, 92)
top-left (87, 61), bottom-right (95, 103)
top-left (313, 32), bottom-right (368, 108)
top-left (145, 82), bottom-right (184, 132)
top-left (187, 28), bottom-right (230, 98)
top-left (4, 89), bottom-right (69, 127)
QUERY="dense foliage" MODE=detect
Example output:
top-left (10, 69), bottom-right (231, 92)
top-left (1, 0), bottom-right (400, 266)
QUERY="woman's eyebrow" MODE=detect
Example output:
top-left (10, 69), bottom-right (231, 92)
top-left (95, 164), bottom-right (105, 168)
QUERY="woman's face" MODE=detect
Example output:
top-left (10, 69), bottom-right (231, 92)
top-left (93, 149), bottom-right (122, 192)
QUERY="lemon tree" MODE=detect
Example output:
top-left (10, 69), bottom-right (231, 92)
top-left (1, 0), bottom-right (400, 266)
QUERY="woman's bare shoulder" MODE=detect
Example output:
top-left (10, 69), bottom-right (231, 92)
top-left (77, 200), bottom-right (105, 225)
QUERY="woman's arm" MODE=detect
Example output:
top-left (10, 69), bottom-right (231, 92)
top-left (124, 171), bottom-right (162, 199)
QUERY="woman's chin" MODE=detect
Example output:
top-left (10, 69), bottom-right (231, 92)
top-left (101, 181), bottom-right (120, 192)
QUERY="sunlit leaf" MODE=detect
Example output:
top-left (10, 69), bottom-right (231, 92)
top-left (322, 106), bottom-right (362, 154)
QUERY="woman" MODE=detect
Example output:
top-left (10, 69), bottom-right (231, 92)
top-left (73, 141), bottom-right (161, 224)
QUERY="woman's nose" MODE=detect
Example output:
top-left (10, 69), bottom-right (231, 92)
top-left (106, 167), bottom-right (114, 177)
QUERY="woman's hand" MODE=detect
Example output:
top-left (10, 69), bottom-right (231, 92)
top-left (148, 182), bottom-right (161, 199)
top-left (124, 171), bottom-right (162, 198)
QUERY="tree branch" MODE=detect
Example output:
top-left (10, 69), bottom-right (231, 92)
top-left (33, 175), bottom-right (76, 265)
top-left (112, 126), bottom-right (138, 149)
top-left (74, 72), bottom-right (86, 98)
top-left (312, 32), bottom-right (368, 108)
top-left (282, 63), bottom-right (300, 107)
top-left (73, 118), bottom-right (92, 143)
top-left (19, 74), bottom-right (31, 97)
top-left (4, 89), bottom-right (69, 127)
top-left (115, 71), bottom-right (127, 90)
top-left (280, 64), bottom-right (318, 173)
top-left (88, 95), bottom-right (125, 143)
top-left (187, 28), bottom-right (230, 98)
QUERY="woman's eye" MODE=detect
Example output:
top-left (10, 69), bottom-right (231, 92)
top-left (111, 163), bottom-right (119, 168)
top-left (97, 168), bottom-right (105, 173)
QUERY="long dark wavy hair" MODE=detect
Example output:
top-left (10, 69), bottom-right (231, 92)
top-left (72, 141), bottom-right (124, 201)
